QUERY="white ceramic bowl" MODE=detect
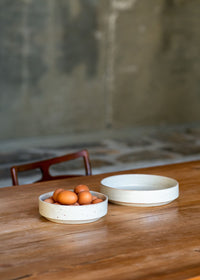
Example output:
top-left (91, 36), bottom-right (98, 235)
top-left (39, 191), bottom-right (108, 224)
top-left (100, 174), bottom-right (179, 207)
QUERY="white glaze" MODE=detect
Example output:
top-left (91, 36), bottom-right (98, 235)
top-left (39, 191), bottom-right (108, 224)
top-left (100, 174), bottom-right (179, 206)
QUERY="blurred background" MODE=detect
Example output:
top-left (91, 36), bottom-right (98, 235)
top-left (0, 0), bottom-right (200, 186)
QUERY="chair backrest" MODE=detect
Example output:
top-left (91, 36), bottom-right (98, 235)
top-left (10, 149), bottom-right (92, 186)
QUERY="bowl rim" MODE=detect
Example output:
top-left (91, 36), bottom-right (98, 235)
top-left (100, 174), bottom-right (179, 192)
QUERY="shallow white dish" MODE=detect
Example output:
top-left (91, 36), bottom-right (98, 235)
top-left (100, 174), bottom-right (179, 207)
top-left (39, 191), bottom-right (108, 224)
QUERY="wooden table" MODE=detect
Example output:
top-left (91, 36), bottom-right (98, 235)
top-left (1, 160), bottom-right (200, 280)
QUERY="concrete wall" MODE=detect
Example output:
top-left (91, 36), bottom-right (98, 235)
top-left (0, 0), bottom-right (200, 140)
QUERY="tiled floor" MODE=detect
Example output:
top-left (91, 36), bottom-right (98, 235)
top-left (1, 124), bottom-right (200, 187)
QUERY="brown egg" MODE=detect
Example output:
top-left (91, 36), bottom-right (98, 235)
top-left (53, 188), bottom-right (64, 202)
top-left (78, 191), bottom-right (93, 205)
top-left (92, 195), bottom-right (98, 201)
top-left (73, 202), bottom-right (80, 206)
top-left (54, 202), bottom-right (61, 205)
top-left (44, 197), bottom-right (54, 204)
top-left (57, 190), bottom-right (78, 205)
top-left (92, 198), bottom-right (103, 204)
top-left (74, 184), bottom-right (89, 194)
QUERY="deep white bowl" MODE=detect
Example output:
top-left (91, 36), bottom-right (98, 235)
top-left (39, 191), bottom-right (108, 224)
top-left (100, 174), bottom-right (179, 207)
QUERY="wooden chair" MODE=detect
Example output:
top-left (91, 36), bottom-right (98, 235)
top-left (10, 149), bottom-right (92, 186)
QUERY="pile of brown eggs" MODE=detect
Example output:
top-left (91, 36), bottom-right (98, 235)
top-left (44, 184), bottom-right (103, 206)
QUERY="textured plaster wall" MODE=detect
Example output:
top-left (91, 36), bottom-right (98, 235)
top-left (0, 0), bottom-right (200, 140)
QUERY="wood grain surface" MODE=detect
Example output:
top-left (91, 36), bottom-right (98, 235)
top-left (1, 160), bottom-right (200, 280)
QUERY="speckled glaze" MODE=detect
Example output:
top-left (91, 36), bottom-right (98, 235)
top-left (100, 174), bottom-right (179, 207)
top-left (39, 191), bottom-right (108, 224)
